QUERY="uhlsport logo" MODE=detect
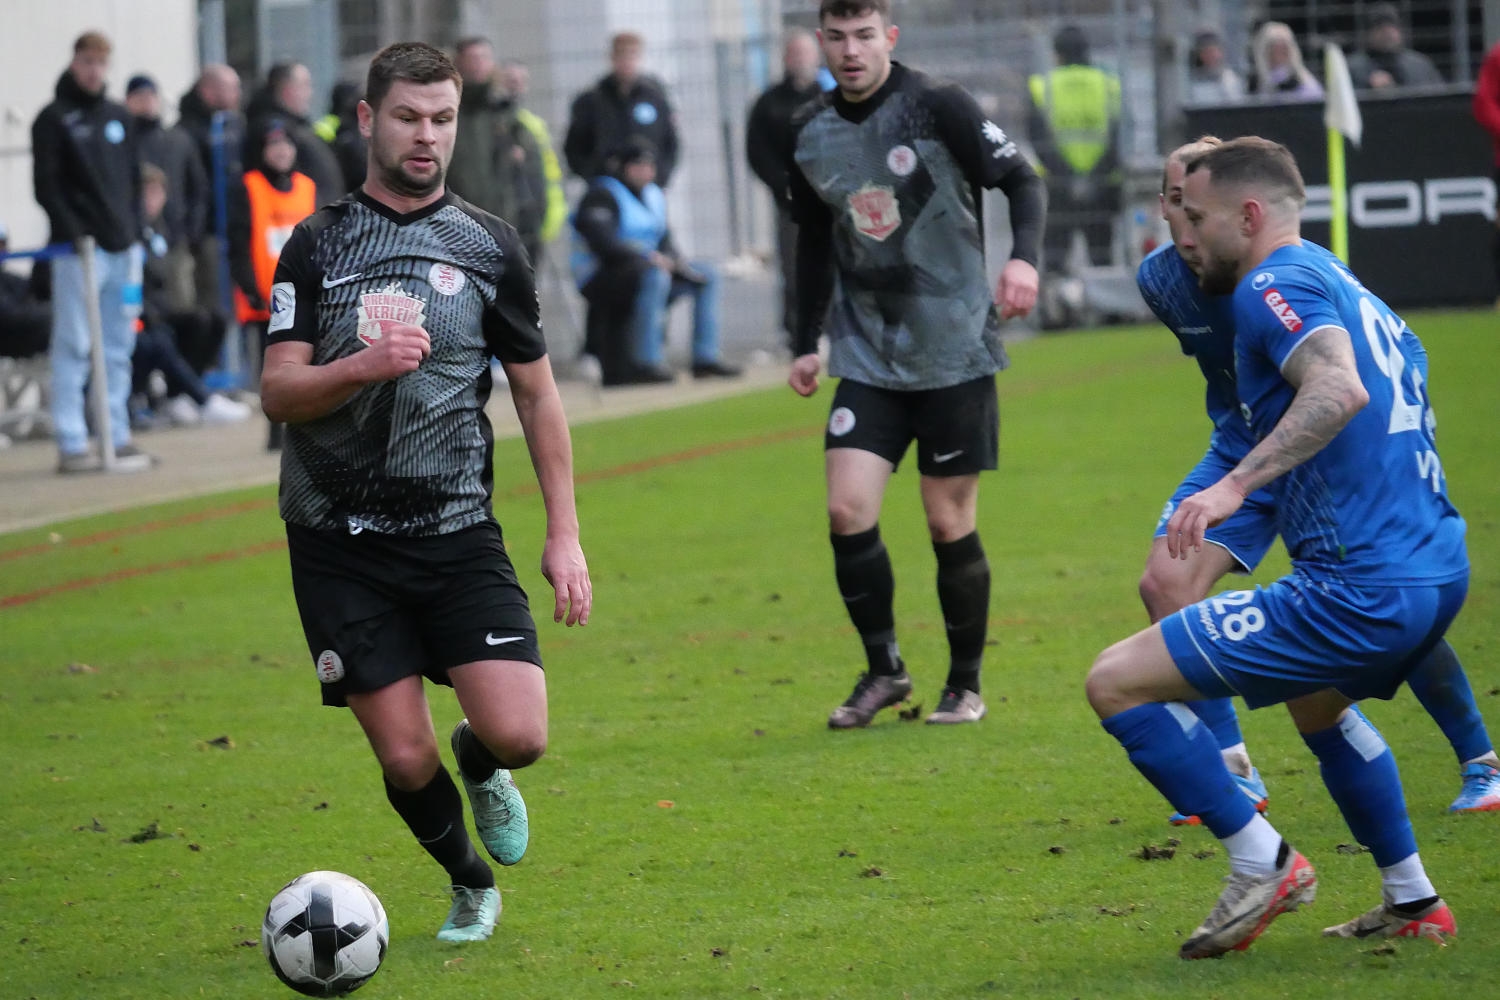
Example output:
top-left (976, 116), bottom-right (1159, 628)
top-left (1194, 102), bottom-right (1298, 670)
top-left (1251, 271), bottom-right (1274, 290)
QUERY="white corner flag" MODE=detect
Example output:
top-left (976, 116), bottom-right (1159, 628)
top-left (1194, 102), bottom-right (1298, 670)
top-left (1323, 43), bottom-right (1363, 262)
top-left (1323, 44), bottom-right (1363, 147)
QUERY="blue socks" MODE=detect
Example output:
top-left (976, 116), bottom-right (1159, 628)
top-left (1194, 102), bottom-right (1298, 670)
top-left (1184, 697), bottom-right (1244, 753)
top-left (1302, 707), bottom-right (1417, 868)
top-left (1102, 703), bottom-right (1257, 838)
top-left (1406, 639), bottom-right (1493, 765)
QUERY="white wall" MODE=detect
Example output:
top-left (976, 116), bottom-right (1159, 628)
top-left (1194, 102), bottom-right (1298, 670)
top-left (0, 0), bottom-right (198, 253)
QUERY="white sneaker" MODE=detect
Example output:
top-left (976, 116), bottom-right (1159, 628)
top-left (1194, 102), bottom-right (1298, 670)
top-left (200, 393), bottom-right (252, 424)
top-left (925, 687), bottom-right (987, 724)
top-left (164, 395), bottom-right (201, 426)
top-left (1180, 847), bottom-right (1317, 959)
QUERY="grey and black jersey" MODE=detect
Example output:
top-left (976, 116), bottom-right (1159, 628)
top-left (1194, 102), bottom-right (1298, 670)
top-left (268, 189), bottom-right (545, 537)
top-left (789, 63), bottom-right (1042, 391)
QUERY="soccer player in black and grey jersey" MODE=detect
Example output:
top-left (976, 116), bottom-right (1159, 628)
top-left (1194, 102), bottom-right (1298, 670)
top-left (260, 42), bottom-right (591, 943)
top-left (787, 0), bottom-right (1045, 728)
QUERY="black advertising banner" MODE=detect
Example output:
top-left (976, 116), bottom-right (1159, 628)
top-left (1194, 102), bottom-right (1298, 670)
top-left (1184, 90), bottom-right (1496, 308)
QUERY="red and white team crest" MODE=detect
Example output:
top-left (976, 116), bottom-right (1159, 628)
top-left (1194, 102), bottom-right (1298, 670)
top-left (316, 649), bottom-right (345, 683)
top-left (847, 183), bottom-right (902, 242)
top-left (886, 144), bottom-right (917, 177)
top-left (356, 281), bottom-right (428, 345)
top-left (1262, 288), bottom-right (1303, 332)
top-left (428, 261), bottom-right (466, 296)
top-left (828, 406), bottom-right (856, 437)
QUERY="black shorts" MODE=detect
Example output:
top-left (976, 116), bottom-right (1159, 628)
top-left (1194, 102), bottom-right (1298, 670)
top-left (286, 519), bottom-right (541, 707)
top-left (823, 375), bottom-right (999, 477)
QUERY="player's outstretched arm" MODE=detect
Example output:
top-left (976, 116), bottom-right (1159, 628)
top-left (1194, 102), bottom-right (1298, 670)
top-left (1165, 326), bottom-right (1368, 558)
top-left (506, 355), bottom-right (592, 627)
top-left (261, 323), bottom-right (430, 424)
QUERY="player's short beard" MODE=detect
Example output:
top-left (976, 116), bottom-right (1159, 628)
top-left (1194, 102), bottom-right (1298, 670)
top-left (1197, 254), bottom-right (1240, 296)
top-left (371, 128), bottom-right (443, 198)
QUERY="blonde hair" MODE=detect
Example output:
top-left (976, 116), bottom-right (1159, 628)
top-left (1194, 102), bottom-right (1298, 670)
top-left (1251, 22), bottom-right (1319, 95)
top-left (1161, 134), bottom-right (1222, 194)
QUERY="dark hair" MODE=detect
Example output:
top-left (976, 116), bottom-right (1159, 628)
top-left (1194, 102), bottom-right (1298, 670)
top-left (819, 0), bottom-right (891, 22)
top-left (266, 62), bottom-right (301, 95)
top-left (365, 41), bottom-right (462, 112)
top-left (1054, 24), bottom-right (1089, 63)
top-left (454, 36), bottom-right (491, 58)
top-left (1185, 136), bottom-right (1306, 209)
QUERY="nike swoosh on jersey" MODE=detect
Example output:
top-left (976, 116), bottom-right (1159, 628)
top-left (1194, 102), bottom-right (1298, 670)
top-left (321, 272), bottom-right (364, 288)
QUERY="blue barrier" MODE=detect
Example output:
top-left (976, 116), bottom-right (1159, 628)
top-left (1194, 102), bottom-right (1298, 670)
top-left (0, 242), bottom-right (74, 264)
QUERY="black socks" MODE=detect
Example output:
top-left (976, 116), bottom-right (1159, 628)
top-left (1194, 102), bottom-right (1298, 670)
top-left (385, 769), bottom-right (494, 889)
top-left (831, 526), bottom-right (902, 676)
top-left (934, 531), bottom-right (989, 694)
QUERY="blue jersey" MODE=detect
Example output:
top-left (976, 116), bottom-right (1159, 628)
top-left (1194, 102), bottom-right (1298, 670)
top-left (1136, 244), bottom-right (1250, 456)
top-left (1230, 241), bottom-right (1467, 586)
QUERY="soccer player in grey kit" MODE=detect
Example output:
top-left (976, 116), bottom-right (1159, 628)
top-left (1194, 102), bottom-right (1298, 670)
top-left (261, 42), bottom-right (590, 943)
top-left (787, 0), bottom-right (1045, 727)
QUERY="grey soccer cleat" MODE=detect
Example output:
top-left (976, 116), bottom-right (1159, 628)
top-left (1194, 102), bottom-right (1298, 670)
top-left (827, 670), bottom-right (913, 729)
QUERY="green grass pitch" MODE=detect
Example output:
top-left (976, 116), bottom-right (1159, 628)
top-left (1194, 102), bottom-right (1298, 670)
top-left (2, 311), bottom-right (1497, 999)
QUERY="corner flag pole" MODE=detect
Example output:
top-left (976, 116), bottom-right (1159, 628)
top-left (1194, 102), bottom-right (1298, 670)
top-left (1323, 44), bottom-right (1363, 262)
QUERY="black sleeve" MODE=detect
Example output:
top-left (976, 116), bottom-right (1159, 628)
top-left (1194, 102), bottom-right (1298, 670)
top-left (180, 133), bottom-right (211, 242)
top-left (484, 225), bottom-right (547, 364)
top-left (266, 221), bottom-right (322, 345)
top-left (572, 186), bottom-right (640, 264)
top-left (787, 126), bottom-right (834, 356)
top-left (745, 92), bottom-right (786, 202)
top-left (226, 177), bottom-right (260, 304)
top-left (562, 92), bottom-right (595, 178)
top-left (654, 87), bottom-right (681, 187)
top-left (31, 110), bottom-right (85, 243)
top-left (927, 83), bottom-right (1044, 267)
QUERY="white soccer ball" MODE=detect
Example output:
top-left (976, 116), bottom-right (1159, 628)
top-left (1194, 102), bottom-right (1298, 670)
top-left (262, 870), bottom-right (389, 997)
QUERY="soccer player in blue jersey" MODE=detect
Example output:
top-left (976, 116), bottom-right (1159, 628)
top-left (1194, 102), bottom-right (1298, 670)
top-left (1088, 136), bottom-right (1468, 958)
top-left (1135, 137), bottom-right (1500, 823)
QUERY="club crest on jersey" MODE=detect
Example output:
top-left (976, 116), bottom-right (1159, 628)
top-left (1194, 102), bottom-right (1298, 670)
top-left (886, 144), bottom-right (917, 177)
top-left (1262, 288), bottom-right (1303, 332)
top-left (428, 261), bottom-right (466, 296)
top-left (356, 281), bottom-right (427, 345)
top-left (848, 183), bottom-right (901, 242)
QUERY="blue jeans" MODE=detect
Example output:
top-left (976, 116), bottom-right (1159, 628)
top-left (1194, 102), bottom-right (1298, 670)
top-left (630, 261), bottom-right (721, 368)
top-left (50, 245), bottom-right (139, 455)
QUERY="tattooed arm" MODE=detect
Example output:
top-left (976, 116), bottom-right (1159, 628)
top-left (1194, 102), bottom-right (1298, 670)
top-left (1165, 326), bottom-right (1369, 558)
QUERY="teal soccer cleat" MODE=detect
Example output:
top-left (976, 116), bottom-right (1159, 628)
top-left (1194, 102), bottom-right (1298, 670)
top-left (436, 885), bottom-right (500, 942)
top-left (452, 720), bottom-right (530, 865)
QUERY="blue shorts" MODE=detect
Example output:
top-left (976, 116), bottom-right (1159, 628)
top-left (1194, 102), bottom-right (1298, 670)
top-left (1153, 446), bottom-right (1278, 573)
top-left (1161, 572), bottom-right (1468, 709)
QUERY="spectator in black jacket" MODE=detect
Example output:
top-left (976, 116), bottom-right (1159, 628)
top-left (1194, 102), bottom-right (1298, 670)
top-left (125, 74), bottom-right (208, 311)
top-left (31, 30), bottom-right (153, 473)
top-left (176, 64), bottom-right (244, 314)
top-left (1346, 3), bottom-right (1444, 90)
top-left (245, 62), bottom-right (340, 206)
top-left (746, 29), bottom-right (824, 345)
top-left (0, 224), bottom-right (51, 360)
top-left (565, 32), bottom-right (681, 187)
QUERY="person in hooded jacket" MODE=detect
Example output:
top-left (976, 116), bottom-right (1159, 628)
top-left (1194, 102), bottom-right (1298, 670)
top-left (229, 117), bottom-right (316, 449)
top-left (31, 30), bottom-right (152, 473)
